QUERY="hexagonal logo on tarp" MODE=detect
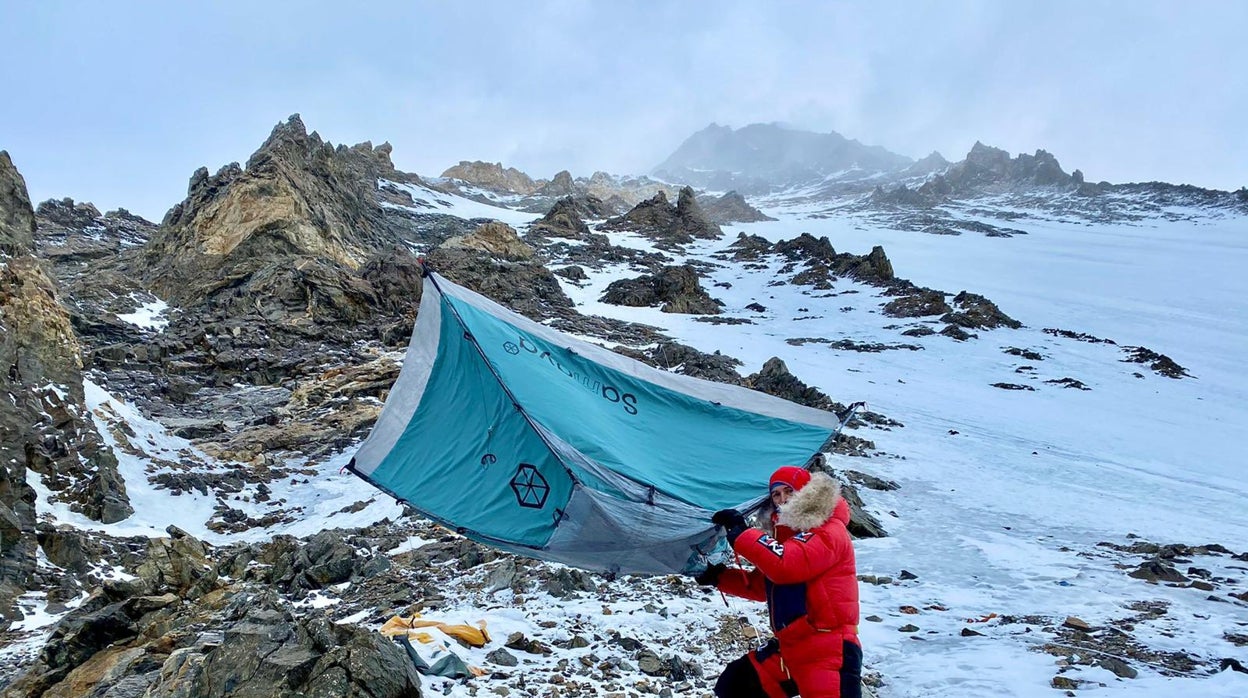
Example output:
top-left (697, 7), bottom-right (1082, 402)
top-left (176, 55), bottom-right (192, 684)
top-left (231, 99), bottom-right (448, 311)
top-left (510, 464), bottom-right (549, 509)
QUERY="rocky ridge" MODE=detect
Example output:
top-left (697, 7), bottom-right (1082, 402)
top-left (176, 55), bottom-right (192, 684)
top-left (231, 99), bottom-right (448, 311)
top-left (651, 125), bottom-right (1248, 233)
top-left (435, 161), bottom-right (681, 217)
top-left (1, 153), bottom-right (133, 631)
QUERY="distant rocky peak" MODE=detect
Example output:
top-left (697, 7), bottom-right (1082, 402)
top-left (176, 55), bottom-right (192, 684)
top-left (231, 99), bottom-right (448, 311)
top-left (0, 150), bottom-right (36, 255)
top-left (967, 141), bottom-right (1010, 165)
top-left (36, 197), bottom-right (103, 228)
top-left (537, 170), bottom-right (576, 197)
top-left (904, 151), bottom-right (951, 176)
top-left (440, 160), bottom-right (538, 195)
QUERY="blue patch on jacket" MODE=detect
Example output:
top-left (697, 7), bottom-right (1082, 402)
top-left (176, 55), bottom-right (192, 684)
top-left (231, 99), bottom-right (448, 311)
top-left (766, 580), bottom-right (808, 631)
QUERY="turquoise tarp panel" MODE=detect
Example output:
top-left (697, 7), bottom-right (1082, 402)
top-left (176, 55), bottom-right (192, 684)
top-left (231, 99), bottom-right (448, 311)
top-left (366, 300), bottom-right (573, 547)
top-left (446, 295), bottom-right (834, 510)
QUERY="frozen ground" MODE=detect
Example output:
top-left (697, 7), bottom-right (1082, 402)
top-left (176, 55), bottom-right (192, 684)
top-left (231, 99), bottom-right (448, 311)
top-left (19, 197), bottom-right (1247, 696)
top-left (551, 204), bottom-right (1248, 695)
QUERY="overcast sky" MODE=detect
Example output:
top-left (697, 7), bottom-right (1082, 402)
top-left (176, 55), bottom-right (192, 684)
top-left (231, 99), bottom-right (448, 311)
top-left (2, 1), bottom-right (1245, 221)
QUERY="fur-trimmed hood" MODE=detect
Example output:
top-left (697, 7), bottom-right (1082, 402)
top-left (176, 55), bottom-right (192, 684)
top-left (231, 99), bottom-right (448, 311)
top-left (776, 472), bottom-right (844, 532)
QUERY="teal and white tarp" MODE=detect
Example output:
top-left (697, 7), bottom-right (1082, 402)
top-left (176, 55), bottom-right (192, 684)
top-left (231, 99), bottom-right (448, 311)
top-left (350, 271), bottom-right (853, 575)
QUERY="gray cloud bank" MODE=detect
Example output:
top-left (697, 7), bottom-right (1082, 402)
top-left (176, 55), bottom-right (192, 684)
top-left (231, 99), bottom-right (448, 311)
top-left (2, 1), bottom-right (1244, 220)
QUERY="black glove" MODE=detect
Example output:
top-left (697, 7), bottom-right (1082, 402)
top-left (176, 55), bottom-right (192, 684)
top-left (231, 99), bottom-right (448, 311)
top-left (712, 508), bottom-right (748, 545)
top-left (694, 563), bottom-right (726, 586)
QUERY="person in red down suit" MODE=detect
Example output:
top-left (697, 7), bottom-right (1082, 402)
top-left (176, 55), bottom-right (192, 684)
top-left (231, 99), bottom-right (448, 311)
top-left (701, 466), bottom-right (862, 698)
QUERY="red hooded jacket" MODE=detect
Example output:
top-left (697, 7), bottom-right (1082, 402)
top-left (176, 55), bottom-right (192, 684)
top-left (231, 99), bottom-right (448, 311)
top-left (717, 472), bottom-right (859, 664)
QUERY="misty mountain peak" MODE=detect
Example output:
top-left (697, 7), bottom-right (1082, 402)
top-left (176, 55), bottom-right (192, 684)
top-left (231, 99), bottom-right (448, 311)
top-left (653, 122), bottom-right (912, 194)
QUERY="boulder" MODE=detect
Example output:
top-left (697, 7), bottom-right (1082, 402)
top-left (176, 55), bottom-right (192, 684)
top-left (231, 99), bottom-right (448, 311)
top-left (599, 265), bottom-right (723, 314)
top-left (613, 341), bottom-right (744, 384)
top-left (743, 357), bottom-right (839, 413)
top-left (530, 197), bottom-right (591, 239)
top-left (9, 588), bottom-right (422, 698)
top-left (135, 529), bottom-right (219, 599)
top-left (440, 221), bottom-right (534, 261)
top-left (883, 287), bottom-right (951, 318)
top-left (941, 291), bottom-right (1021, 330)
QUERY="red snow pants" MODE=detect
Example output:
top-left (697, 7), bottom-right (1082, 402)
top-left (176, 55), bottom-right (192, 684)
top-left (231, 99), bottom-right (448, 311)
top-left (715, 635), bottom-right (862, 698)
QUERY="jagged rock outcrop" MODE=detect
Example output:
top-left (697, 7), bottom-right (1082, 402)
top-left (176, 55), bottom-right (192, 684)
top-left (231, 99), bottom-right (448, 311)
top-left (870, 184), bottom-right (935, 208)
top-left (1, 157), bottom-right (133, 626)
top-left (0, 151), bottom-right (36, 256)
top-left (35, 198), bottom-right (102, 230)
top-left (528, 197), bottom-right (591, 239)
top-left (940, 142), bottom-right (1074, 193)
top-left (719, 233), bottom-right (895, 288)
top-left (31, 200), bottom-right (159, 351)
top-left (769, 234), bottom-right (895, 288)
top-left (942, 291), bottom-right (1022, 330)
top-left (602, 187), bottom-right (722, 248)
top-left (743, 357), bottom-right (841, 414)
top-left (599, 265), bottom-right (722, 314)
top-left (673, 186), bottom-right (722, 239)
top-left (697, 191), bottom-right (775, 224)
top-left (604, 191), bottom-right (674, 232)
top-left (722, 232), bottom-right (774, 261)
top-left (142, 114), bottom-right (420, 323)
top-left (873, 143), bottom-right (1071, 207)
top-left (441, 160), bottom-right (538, 195)
top-left (432, 166), bottom-right (677, 215)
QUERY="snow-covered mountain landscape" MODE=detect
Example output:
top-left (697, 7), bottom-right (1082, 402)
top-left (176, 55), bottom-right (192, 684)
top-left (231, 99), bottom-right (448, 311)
top-left (1, 109), bottom-right (1246, 698)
